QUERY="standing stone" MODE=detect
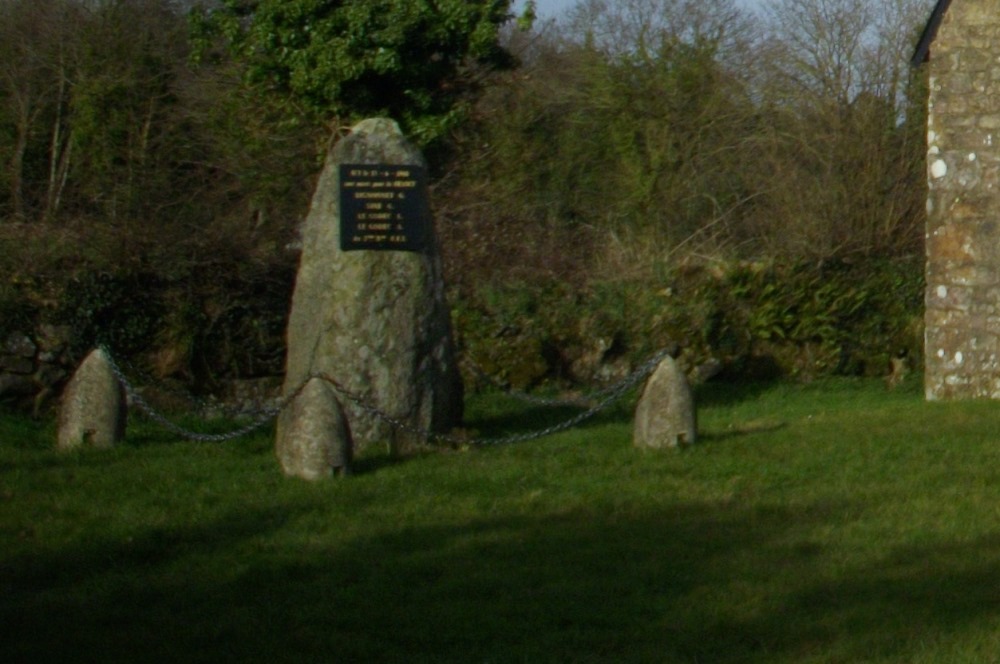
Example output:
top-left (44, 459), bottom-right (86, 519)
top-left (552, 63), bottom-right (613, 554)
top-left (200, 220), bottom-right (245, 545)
top-left (277, 378), bottom-right (353, 479)
top-left (633, 355), bottom-right (696, 449)
top-left (57, 348), bottom-right (126, 450)
top-left (278, 118), bottom-right (462, 456)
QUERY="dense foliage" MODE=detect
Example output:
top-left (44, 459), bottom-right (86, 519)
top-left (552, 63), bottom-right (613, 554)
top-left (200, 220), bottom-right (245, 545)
top-left (452, 258), bottom-right (924, 391)
top-left (191, 0), bottom-right (519, 144)
top-left (0, 0), bottom-right (935, 406)
top-left (437, 0), bottom-right (931, 386)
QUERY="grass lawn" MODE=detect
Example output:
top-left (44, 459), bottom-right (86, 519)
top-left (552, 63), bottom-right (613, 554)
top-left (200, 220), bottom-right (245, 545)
top-left (4, 376), bottom-right (1000, 662)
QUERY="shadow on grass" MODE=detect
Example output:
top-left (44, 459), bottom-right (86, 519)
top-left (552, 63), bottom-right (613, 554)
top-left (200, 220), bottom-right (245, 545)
top-left (350, 452), bottom-right (411, 475)
top-left (464, 380), bottom-right (789, 447)
top-left (0, 408), bottom-right (54, 448)
top-left (123, 415), bottom-right (278, 448)
top-left (5, 497), bottom-right (1000, 662)
top-left (698, 420), bottom-right (787, 444)
top-left (467, 402), bottom-right (623, 437)
top-left (39, 378), bottom-right (786, 458)
top-left (694, 377), bottom-right (785, 409)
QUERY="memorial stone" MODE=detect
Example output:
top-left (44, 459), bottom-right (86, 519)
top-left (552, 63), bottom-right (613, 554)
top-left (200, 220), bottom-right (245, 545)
top-left (278, 118), bottom-right (462, 460)
top-left (57, 348), bottom-right (126, 450)
top-left (633, 355), bottom-right (696, 449)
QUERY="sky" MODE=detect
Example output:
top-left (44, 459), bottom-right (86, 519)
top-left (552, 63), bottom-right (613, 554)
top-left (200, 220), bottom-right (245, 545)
top-left (514, 0), bottom-right (764, 21)
top-left (516, 0), bottom-right (577, 20)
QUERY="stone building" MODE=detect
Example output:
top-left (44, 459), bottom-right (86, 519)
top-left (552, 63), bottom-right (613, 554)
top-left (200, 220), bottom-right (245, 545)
top-left (914, 0), bottom-right (1000, 399)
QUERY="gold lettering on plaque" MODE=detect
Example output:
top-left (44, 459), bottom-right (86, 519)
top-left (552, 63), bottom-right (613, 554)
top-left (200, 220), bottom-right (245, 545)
top-left (340, 164), bottom-right (428, 251)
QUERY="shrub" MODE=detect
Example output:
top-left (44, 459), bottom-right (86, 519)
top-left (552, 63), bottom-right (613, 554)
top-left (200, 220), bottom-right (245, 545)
top-left (449, 257), bottom-right (924, 390)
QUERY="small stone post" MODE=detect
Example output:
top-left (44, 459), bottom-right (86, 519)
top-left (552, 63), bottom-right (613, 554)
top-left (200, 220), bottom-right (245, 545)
top-left (57, 348), bottom-right (126, 450)
top-left (633, 355), bottom-right (696, 449)
top-left (277, 378), bottom-right (352, 479)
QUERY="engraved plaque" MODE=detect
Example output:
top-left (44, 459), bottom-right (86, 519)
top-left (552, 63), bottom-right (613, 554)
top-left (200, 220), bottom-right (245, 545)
top-left (340, 164), bottom-right (429, 252)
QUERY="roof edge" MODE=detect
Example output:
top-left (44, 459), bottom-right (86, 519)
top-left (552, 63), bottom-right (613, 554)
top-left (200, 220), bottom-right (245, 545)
top-left (911, 0), bottom-right (954, 66)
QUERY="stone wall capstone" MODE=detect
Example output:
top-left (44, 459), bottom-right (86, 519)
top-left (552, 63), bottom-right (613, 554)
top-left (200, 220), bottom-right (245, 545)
top-left (278, 118), bottom-right (462, 457)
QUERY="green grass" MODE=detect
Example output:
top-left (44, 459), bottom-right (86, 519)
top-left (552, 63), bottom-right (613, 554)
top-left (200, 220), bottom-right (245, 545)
top-left (4, 377), bottom-right (1000, 662)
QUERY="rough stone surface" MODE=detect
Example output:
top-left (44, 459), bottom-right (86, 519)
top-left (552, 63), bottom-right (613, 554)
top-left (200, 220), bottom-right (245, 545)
top-left (0, 325), bottom-right (73, 413)
top-left (277, 377), bottom-right (352, 479)
top-left (0, 324), bottom-right (277, 417)
top-left (5, 333), bottom-right (35, 358)
top-left (57, 348), bottom-right (126, 450)
top-left (279, 118), bottom-right (462, 454)
top-left (923, 0), bottom-right (1000, 399)
top-left (633, 355), bottom-right (696, 449)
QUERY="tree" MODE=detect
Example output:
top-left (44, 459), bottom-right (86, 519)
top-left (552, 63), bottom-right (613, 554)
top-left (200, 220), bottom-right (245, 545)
top-left (0, 0), bottom-right (194, 224)
top-left (191, 0), bottom-right (524, 144)
top-left (0, 0), bottom-right (84, 220)
top-left (438, 0), bottom-right (760, 273)
top-left (746, 0), bottom-right (932, 259)
top-left (68, 0), bottom-right (191, 223)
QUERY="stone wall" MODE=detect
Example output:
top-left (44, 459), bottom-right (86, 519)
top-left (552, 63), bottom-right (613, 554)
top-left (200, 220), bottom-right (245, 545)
top-left (0, 325), bottom-right (283, 418)
top-left (0, 327), bottom-right (73, 413)
top-left (924, 0), bottom-right (1000, 399)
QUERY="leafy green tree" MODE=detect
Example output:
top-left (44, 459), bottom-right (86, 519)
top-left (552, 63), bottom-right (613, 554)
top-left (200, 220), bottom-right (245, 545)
top-left (191, 0), bottom-right (526, 143)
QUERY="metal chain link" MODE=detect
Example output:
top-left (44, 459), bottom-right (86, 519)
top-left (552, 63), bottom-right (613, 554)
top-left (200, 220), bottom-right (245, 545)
top-left (460, 358), bottom-right (594, 408)
top-left (101, 346), bottom-right (302, 443)
top-left (317, 347), bottom-right (672, 446)
top-left (460, 353), bottom-right (660, 409)
top-left (99, 345), bottom-right (672, 446)
top-left (104, 348), bottom-right (245, 418)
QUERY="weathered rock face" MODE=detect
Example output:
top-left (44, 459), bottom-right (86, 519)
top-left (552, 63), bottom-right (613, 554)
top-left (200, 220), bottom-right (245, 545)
top-left (277, 378), bottom-right (352, 479)
top-left (57, 348), bottom-right (126, 450)
top-left (633, 355), bottom-right (696, 449)
top-left (279, 118), bottom-right (462, 454)
top-left (923, 0), bottom-right (1000, 399)
top-left (0, 326), bottom-right (71, 413)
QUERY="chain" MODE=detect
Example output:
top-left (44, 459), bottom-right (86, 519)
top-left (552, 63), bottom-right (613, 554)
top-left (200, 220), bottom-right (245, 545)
top-left (454, 347), bottom-right (670, 445)
top-left (319, 347), bottom-right (672, 446)
top-left (101, 346), bottom-right (303, 443)
top-left (460, 353), bottom-right (659, 409)
top-left (103, 348), bottom-right (245, 418)
top-left (460, 358), bottom-right (593, 408)
top-left (99, 345), bottom-right (672, 447)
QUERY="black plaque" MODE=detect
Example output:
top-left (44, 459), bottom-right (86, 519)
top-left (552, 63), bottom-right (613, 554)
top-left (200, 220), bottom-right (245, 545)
top-left (340, 164), bottom-right (429, 252)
